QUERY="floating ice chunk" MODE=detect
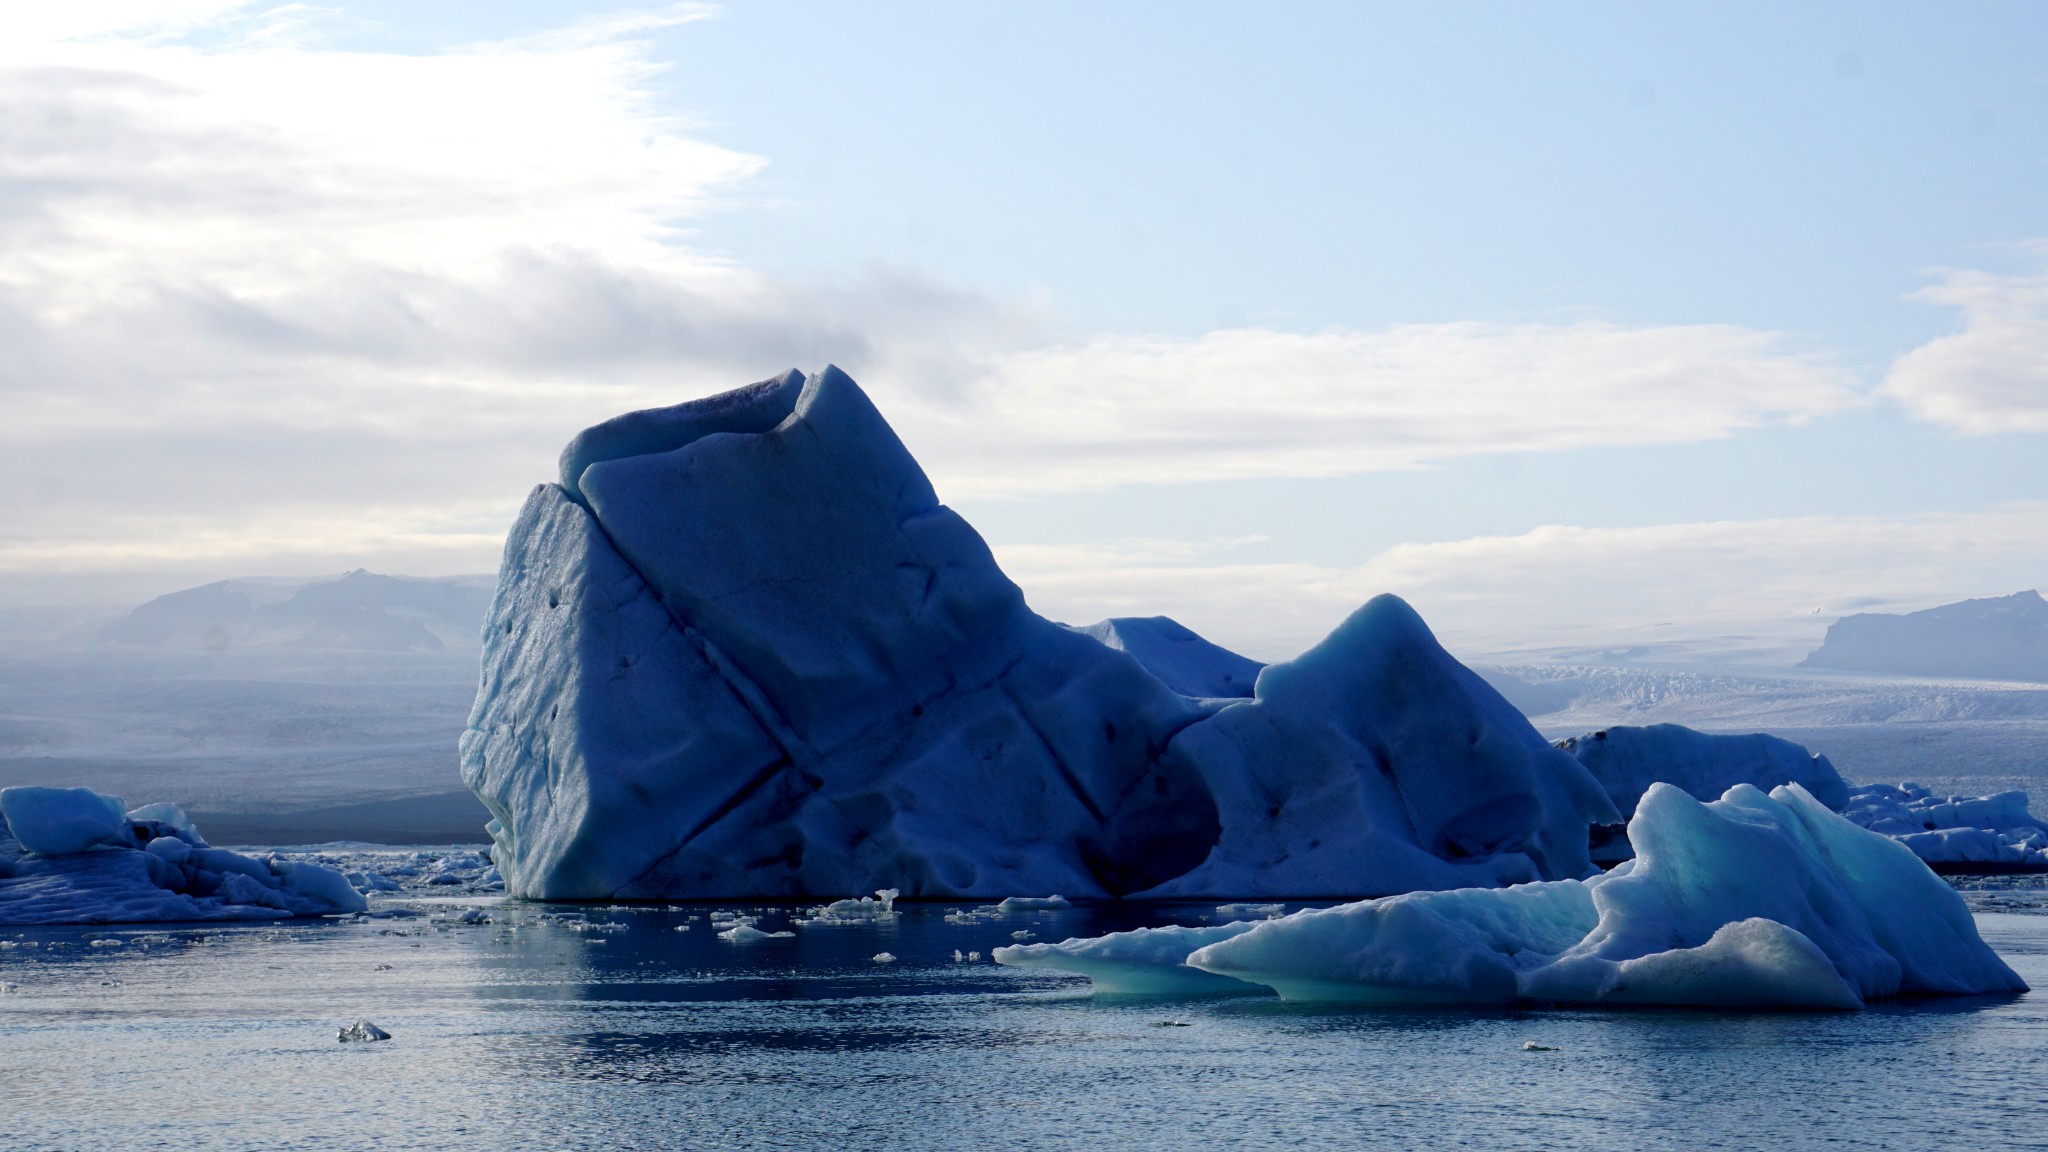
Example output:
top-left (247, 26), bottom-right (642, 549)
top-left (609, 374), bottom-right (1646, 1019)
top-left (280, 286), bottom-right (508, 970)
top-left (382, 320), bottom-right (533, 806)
top-left (952, 949), bottom-right (964, 962)
top-left (1010, 930), bottom-right (1034, 940)
top-left (1031, 783), bottom-right (2026, 1008)
top-left (717, 924), bottom-right (795, 943)
top-left (1, 790), bottom-right (366, 925)
top-left (794, 888), bottom-right (904, 926)
top-left (346, 871), bottom-right (401, 893)
top-left (1, 787), bottom-right (128, 855)
top-left (1521, 1042), bottom-right (1558, 1052)
top-left (1839, 783), bottom-right (2048, 869)
top-left (123, 802), bottom-right (194, 834)
top-left (1189, 883), bottom-right (1597, 1004)
top-left (673, 924), bottom-right (690, 932)
top-left (337, 1020), bottom-right (391, 1043)
top-left (872, 952), bottom-right (896, 963)
top-left (967, 951), bottom-right (980, 961)
top-left (996, 895), bottom-right (1070, 912)
top-left (1214, 903), bottom-right (1283, 918)
top-left (995, 922), bottom-right (1269, 995)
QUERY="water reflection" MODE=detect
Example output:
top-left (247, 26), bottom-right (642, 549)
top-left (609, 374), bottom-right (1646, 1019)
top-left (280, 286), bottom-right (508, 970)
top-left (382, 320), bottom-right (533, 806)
top-left (2, 903), bottom-right (2043, 1151)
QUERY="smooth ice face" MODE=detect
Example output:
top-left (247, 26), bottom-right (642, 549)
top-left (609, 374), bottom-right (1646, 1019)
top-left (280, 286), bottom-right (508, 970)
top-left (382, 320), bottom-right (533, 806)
top-left (995, 922), bottom-right (1268, 995)
top-left (0, 787), bottom-right (129, 856)
top-left (463, 366), bottom-right (1619, 900)
top-left (0, 787), bottom-right (366, 924)
top-left (1018, 783), bottom-right (2025, 1009)
top-left (1556, 724), bottom-right (1850, 820)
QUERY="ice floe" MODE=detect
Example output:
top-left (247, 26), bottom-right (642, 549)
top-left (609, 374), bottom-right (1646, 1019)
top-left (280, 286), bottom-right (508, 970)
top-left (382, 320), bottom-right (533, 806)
top-left (998, 783), bottom-right (2027, 1008)
top-left (1, 788), bottom-right (366, 925)
top-left (1841, 783), bottom-right (2048, 870)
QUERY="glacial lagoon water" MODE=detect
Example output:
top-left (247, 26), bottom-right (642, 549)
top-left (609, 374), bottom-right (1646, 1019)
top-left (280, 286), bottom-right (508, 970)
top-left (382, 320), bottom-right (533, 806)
top-left (4, 889), bottom-right (2046, 1151)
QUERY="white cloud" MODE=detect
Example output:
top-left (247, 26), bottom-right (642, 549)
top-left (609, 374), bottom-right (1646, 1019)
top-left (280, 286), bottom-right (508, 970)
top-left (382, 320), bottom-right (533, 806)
top-left (0, 5), bottom-right (1879, 594)
top-left (1881, 249), bottom-right (2048, 434)
top-left (903, 323), bottom-right (1859, 498)
top-left (995, 505), bottom-right (2048, 663)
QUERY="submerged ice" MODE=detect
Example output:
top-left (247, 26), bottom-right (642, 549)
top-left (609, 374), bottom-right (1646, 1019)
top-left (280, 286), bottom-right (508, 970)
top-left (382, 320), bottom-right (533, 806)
top-left (995, 782), bottom-right (2026, 1008)
top-left (462, 366), bottom-right (1615, 900)
top-left (0, 787), bottom-right (367, 924)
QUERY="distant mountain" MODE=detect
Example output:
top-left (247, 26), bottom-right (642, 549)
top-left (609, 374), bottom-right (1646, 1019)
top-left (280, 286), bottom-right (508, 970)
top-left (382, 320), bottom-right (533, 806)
top-left (1800, 590), bottom-right (2048, 682)
top-left (100, 569), bottom-right (495, 652)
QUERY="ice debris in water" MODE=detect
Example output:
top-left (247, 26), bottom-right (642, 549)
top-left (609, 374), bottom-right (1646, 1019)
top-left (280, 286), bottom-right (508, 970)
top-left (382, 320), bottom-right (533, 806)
top-left (0, 787), bottom-right (366, 925)
top-left (1522, 1042), bottom-right (1559, 1052)
top-left (794, 888), bottom-right (900, 926)
top-left (1215, 903), bottom-right (1284, 919)
top-left (872, 952), bottom-right (896, 963)
top-left (1010, 930), bottom-right (1034, 940)
top-left (717, 922), bottom-right (794, 943)
top-left (1840, 782), bottom-right (2048, 869)
top-left (995, 895), bottom-right (1070, 912)
top-left (998, 784), bottom-right (2029, 1009)
top-left (337, 1020), bottom-right (391, 1043)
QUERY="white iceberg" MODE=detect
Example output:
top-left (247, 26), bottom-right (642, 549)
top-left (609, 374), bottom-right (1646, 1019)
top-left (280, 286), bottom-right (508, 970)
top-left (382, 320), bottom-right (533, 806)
top-left (461, 366), bottom-right (1616, 900)
top-left (0, 787), bottom-right (366, 924)
top-left (1841, 782), bottom-right (2048, 869)
top-left (1000, 783), bottom-right (2026, 1009)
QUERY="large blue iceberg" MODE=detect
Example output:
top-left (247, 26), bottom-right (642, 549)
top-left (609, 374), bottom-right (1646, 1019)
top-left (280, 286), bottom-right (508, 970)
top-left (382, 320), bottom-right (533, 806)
top-left (460, 367), bottom-right (1618, 899)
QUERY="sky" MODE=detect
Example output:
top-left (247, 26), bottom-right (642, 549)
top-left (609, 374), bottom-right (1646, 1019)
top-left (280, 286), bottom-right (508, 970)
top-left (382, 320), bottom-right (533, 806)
top-left (2, 1), bottom-right (2045, 661)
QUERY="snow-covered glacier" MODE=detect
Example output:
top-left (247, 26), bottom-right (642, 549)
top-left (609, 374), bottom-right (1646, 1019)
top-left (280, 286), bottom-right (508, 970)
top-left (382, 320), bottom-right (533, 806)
top-left (460, 366), bottom-right (1617, 899)
top-left (997, 782), bottom-right (2027, 1007)
top-left (0, 786), bottom-right (366, 924)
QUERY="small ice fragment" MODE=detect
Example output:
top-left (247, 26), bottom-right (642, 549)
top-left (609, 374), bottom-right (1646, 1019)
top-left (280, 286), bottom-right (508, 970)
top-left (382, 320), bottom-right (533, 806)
top-left (873, 952), bottom-right (896, 963)
top-left (995, 895), bottom-right (1069, 912)
top-left (967, 951), bottom-right (981, 961)
top-left (1010, 930), bottom-right (1034, 940)
top-left (1151, 1020), bottom-right (1193, 1028)
top-left (1, 983), bottom-right (18, 994)
top-left (1522, 1042), bottom-right (1559, 1052)
top-left (1215, 903), bottom-right (1285, 919)
top-left (717, 924), bottom-right (795, 943)
top-left (953, 949), bottom-right (964, 962)
top-left (338, 1020), bottom-right (391, 1043)
top-left (673, 924), bottom-right (690, 932)
top-left (456, 908), bottom-right (490, 925)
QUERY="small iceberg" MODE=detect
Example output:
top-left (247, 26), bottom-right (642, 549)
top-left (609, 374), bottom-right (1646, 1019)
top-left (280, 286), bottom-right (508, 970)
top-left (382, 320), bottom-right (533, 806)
top-left (1, 787), bottom-right (367, 925)
top-left (1000, 783), bottom-right (2028, 1009)
top-left (996, 895), bottom-right (1070, 912)
top-left (337, 1020), bottom-right (391, 1043)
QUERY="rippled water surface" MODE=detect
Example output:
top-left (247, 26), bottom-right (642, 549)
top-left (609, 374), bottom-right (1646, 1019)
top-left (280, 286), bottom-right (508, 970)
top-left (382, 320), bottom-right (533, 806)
top-left (5, 897), bottom-right (2046, 1151)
